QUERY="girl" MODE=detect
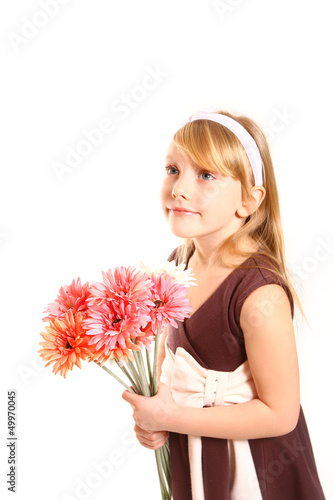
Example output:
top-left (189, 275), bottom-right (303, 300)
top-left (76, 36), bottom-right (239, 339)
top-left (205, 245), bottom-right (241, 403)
top-left (122, 110), bottom-right (326, 499)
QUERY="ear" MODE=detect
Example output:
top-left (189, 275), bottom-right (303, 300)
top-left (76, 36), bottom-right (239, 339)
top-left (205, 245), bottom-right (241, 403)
top-left (237, 186), bottom-right (266, 218)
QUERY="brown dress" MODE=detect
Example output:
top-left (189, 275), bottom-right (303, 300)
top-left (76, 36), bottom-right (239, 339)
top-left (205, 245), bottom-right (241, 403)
top-left (161, 249), bottom-right (326, 500)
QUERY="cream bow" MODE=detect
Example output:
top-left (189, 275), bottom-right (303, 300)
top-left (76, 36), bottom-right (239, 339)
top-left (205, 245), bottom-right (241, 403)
top-left (161, 344), bottom-right (257, 409)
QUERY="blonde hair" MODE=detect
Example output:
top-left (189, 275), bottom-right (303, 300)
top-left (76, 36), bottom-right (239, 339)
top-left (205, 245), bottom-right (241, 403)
top-left (173, 110), bottom-right (303, 314)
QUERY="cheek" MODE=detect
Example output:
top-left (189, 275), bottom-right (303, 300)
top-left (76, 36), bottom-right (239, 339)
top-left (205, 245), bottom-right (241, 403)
top-left (194, 179), bottom-right (231, 211)
top-left (160, 179), bottom-right (171, 207)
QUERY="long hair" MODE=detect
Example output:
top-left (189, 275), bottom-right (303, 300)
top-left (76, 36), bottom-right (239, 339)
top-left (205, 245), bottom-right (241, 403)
top-left (173, 110), bottom-right (302, 313)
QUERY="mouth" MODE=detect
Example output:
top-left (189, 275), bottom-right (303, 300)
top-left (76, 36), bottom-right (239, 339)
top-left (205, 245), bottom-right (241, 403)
top-left (168, 207), bottom-right (200, 216)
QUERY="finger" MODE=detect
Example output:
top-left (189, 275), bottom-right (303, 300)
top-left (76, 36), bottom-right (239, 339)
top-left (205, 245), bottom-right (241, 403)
top-left (134, 425), bottom-right (168, 446)
top-left (134, 424), bottom-right (167, 439)
top-left (122, 390), bottom-right (141, 405)
top-left (139, 438), bottom-right (168, 450)
top-left (136, 432), bottom-right (169, 450)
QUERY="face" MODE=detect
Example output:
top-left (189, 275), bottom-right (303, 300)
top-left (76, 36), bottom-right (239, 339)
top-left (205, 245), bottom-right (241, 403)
top-left (160, 141), bottom-right (246, 245)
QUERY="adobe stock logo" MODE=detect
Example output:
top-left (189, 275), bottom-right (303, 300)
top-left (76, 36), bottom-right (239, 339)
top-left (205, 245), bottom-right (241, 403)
top-left (262, 107), bottom-right (296, 144)
top-left (51, 65), bottom-right (168, 182)
top-left (0, 232), bottom-right (8, 246)
top-left (212, 0), bottom-right (245, 21)
top-left (7, 0), bottom-right (71, 53)
top-left (291, 235), bottom-right (333, 281)
top-left (248, 438), bottom-right (307, 492)
top-left (60, 430), bottom-right (140, 500)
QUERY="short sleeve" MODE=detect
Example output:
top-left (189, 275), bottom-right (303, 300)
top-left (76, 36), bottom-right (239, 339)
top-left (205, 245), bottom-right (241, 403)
top-left (232, 258), bottom-right (294, 334)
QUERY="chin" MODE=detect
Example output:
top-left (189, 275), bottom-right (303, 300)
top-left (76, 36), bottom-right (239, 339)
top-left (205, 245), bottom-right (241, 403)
top-left (167, 217), bottom-right (201, 240)
top-left (169, 228), bottom-right (197, 239)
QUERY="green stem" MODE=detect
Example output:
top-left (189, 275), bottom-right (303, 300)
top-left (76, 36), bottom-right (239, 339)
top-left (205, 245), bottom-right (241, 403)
top-left (145, 348), bottom-right (153, 391)
top-left (127, 358), bottom-right (145, 395)
top-left (94, 361), bottom-right (134, 393)
top-left (133, 350), bottom-right (150, 397)
top-left (152, 326), bottom-right (160, 396)
top-left (161, 442), bottom-right (171, 489)
top-left (155, 448), bottom-right (169, 499)
top-left (115, 359), bottom-right (141, 394)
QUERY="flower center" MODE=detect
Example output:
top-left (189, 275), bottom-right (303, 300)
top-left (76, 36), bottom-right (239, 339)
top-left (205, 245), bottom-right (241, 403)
top-left (65, 338), bottom-right (74, 349)
top-left (112, 318), bottom-right (122, 327)
top-left (154, 299), bottom-right (165, 308)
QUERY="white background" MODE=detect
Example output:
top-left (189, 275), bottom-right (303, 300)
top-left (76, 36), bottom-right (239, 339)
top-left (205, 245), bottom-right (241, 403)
top-left (1, 1), bottom-right (332, 499)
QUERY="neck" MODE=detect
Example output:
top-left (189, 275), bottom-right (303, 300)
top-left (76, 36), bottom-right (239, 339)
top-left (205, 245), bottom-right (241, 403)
top-left (190, 240), bottom-right (218, 267)
top-left (191, 235), bottom-right (258, 269)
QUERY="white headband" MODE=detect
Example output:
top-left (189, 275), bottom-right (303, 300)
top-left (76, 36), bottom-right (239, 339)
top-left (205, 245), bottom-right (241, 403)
top-left (188, 112), bottom-right (264, 186)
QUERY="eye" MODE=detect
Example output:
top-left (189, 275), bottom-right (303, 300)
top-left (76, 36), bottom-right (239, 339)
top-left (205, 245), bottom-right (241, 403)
top-left (199, 171), bottom-right (215, 181)
top-left (165, 165), bottom-right (179, 175)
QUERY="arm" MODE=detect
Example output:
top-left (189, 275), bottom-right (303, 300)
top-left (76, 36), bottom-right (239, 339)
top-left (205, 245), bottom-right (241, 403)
top-left (123, 284), bottom-right (300, 440)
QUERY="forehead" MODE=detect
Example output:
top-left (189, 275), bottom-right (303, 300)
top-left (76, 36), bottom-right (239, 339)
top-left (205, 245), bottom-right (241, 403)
top-left (165, 141), bottom-right (195, 167)
top-left (165, 140), bottom-right (221, 174)
top-left (165, 141), bottom-right (187, 158)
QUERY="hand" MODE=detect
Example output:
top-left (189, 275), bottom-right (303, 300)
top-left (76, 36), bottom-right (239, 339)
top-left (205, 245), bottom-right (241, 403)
top-left (133, 424), bottom-right (169, 450)
top-left (122, 382), bottom-right (178, 433)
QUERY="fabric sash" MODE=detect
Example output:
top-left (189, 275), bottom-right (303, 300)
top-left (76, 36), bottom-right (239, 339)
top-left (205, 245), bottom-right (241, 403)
top-left (161, 342), bottom-right (263, 500)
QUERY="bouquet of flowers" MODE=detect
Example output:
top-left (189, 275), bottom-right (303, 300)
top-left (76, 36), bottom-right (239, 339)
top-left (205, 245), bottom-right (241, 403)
top-left (39, 261), bottom-right (195, 500)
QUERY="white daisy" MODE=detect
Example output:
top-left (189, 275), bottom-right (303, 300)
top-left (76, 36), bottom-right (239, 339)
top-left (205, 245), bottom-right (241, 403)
top-left (140, 260), bottom-right (197, 287)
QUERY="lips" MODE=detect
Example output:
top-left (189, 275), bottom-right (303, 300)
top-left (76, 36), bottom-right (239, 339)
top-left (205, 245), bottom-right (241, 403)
top-left (168, 206), bottom-right (200, 216)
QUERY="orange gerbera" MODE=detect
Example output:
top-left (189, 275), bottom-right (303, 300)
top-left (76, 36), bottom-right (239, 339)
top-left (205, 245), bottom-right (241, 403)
top-left (89, 337), bottom-right (141, 366)
top-left (39, 310), bottom-right (94, 378)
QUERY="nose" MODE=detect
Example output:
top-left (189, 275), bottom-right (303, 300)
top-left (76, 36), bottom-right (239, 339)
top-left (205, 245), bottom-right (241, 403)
top-left (172, 175), bottom-right (192, 200)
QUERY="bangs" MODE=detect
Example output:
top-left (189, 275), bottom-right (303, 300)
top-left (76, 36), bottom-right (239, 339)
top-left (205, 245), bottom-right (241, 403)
top-left (173, 119), bottom-right (253, 184)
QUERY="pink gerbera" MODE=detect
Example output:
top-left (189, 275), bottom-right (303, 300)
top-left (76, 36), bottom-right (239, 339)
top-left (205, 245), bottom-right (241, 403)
top-left (135, 324), bottom-right (155, 351)
top-left (149, 272), bottom-right (192, 332)
top-left (83, 299), bottom-right (150, 364)
top-left (39, 310), bottom-right (94, 378)
top-left (43, 278), bottom-right (91, 322)
top-left (89, 266), bottom-right (153, 312)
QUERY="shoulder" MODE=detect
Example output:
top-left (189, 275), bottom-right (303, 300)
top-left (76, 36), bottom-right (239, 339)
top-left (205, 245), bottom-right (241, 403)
top-left (240, 254), bottom-right (292, 302)
top-left (232, 253), bottom-right (294, 324)
top-left (240, 283), bottom-right (293, 334)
